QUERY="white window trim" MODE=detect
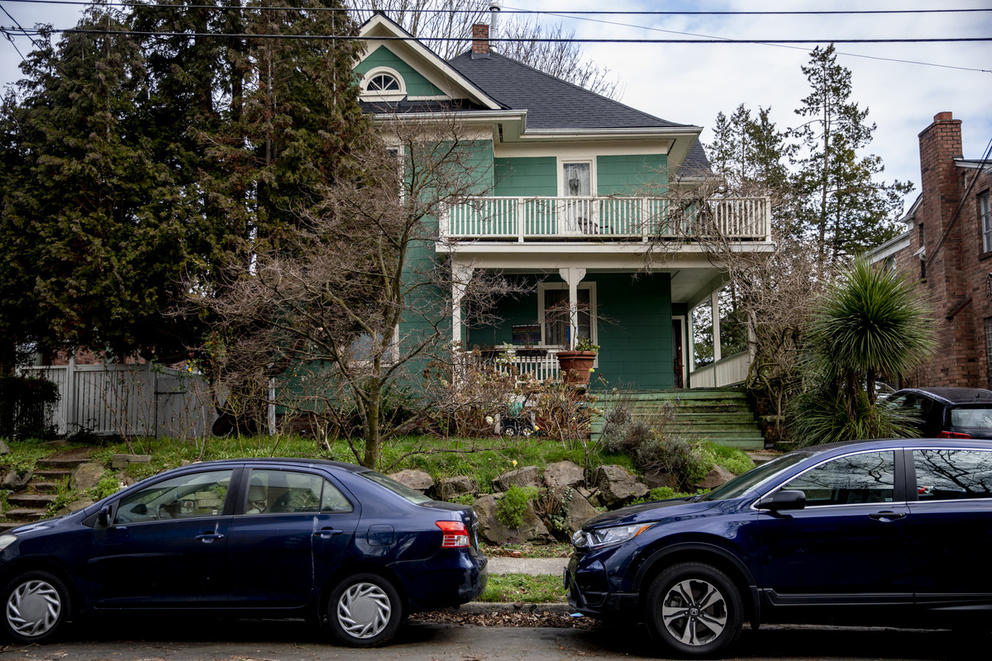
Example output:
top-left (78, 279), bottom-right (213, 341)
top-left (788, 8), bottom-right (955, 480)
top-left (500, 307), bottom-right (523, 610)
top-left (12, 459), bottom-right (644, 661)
top-left (537, 282), bottom-right (598, 360)
top-left (980, 191), bottom-right (992, 253)
top-left (672, 314), bottom-right (687, 388)
top-left (361, 66), bottom-right (406, 101)
top-left (558, 158), bottom-right (596, 197)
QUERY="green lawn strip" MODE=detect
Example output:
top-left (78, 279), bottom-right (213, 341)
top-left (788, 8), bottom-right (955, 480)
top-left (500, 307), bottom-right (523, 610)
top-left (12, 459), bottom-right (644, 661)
top-left (478, 573), bottom-right (567, 603)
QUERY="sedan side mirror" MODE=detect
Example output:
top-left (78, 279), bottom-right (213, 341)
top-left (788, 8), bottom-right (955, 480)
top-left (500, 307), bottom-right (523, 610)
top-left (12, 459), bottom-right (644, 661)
top-left (756, 490), bottom-right (806, 512)
top-left (97, 505), bottom-right (111, 527)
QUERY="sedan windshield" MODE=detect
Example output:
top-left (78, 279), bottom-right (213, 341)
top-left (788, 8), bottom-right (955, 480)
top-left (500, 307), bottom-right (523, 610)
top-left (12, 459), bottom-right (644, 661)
top-left (700, 451), bottom-right (811, 501)
top-left (359, 470), bottom-right (434, 505)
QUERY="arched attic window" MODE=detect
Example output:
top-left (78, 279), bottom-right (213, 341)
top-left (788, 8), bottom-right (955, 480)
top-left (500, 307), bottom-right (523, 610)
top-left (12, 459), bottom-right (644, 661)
top-left (361, 67), bottom-right (406, 101)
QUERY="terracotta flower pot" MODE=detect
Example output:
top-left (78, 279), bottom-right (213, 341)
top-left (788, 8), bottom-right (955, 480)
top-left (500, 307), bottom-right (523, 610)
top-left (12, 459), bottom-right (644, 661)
top-left (557, 350), bottom-right (597, 385)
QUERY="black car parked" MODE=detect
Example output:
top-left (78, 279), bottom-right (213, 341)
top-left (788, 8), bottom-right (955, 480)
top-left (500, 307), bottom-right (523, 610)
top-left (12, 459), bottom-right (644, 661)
top-left (888, 387), bottom-right (992, 439)
top-left (567, 439), bottom-right (992, 657)
top-left (0, 458), bottom-right (487, 647)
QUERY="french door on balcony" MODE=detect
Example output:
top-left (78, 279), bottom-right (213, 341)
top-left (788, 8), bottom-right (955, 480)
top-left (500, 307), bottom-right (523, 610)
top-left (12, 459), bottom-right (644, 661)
top-left (561, 161), bottom-right (594, 235)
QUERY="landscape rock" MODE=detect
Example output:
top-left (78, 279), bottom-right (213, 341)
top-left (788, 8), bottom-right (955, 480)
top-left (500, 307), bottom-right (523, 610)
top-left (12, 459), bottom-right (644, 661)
top-left (0, 439), bottom-right (10, 455)
top-left (473, 494), bottom-right (552, 545)
top-left (2, 470), bottom-right (31, 490)
top-left (437, 475), bottom-right (476, 501)
top-left (594, 464), bottom-right (648, 507)
top-left (543, 460), bottom-right (585, 491)
top-left (387, 469), bottom-right (434, 494)
top-left (562, 487), bottom-right (601, 533)
top-left (67, 498), bottom-right (94, 513)
top-left (576, 485), bottom-right (603, 508)
top-left (111, 454), bottom-right (152, 469)
top-left (696, 465), bottom-right (736, 490)
top-left (72, 462), bottom-right (106, 492)
top-left (492, 465), bottom-right (541, 491)
top-left (643, 469), bottom-right (679, 490)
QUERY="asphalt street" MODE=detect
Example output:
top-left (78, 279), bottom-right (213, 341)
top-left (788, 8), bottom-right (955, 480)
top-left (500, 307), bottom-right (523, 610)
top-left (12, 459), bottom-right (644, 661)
top-left (0, 617), bottom-right (978, 661)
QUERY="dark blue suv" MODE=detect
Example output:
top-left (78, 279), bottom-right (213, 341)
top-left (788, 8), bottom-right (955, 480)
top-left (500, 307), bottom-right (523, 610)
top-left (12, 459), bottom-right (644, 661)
top-left (567, 439), bottom-right (992, 657)
top-left (0, 458), bottom-right (487, 647)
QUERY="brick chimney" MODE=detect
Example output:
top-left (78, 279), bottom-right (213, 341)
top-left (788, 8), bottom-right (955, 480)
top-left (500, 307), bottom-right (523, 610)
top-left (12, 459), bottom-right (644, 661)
top-left (471, 23), bottom-right (490, 57)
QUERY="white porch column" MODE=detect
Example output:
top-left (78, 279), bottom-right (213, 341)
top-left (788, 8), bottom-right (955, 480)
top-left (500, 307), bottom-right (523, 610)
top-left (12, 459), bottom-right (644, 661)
top-left (558, 267), bottom-right (586, 349)
top-left (451, 262), bottom-right (475, 347)
top-left (711, 289), bottom-right (722, 364)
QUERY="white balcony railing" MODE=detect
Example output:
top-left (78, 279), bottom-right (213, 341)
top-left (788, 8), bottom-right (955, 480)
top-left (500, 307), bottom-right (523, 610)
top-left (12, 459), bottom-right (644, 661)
top-left (439, 196), bottom-right (771, 243)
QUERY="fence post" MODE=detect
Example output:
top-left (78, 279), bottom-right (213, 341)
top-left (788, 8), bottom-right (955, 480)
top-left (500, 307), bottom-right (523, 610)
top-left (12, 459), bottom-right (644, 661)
top-left (64, 356), bottom-right (76, 435)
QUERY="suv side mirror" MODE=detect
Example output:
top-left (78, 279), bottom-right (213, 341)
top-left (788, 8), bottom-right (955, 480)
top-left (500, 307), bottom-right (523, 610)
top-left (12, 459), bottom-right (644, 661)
top-left (756, 490), bottom-right (806, 512)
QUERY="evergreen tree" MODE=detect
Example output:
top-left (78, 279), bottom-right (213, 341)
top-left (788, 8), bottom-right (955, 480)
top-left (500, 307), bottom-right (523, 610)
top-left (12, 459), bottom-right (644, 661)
top-left (790, 45), bottom-right (912, 266)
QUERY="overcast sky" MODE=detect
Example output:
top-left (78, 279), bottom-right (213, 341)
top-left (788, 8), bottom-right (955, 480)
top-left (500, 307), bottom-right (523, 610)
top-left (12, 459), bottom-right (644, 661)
top-left (2, 0), bottom-right (990, 212)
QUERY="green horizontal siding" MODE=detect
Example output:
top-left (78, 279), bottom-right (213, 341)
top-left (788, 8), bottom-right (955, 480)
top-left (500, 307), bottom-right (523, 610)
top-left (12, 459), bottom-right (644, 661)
top-left (596, 154), bottom-right (668, 196)
top-left (354, 45), bottom-right (443, 97)
top-left (494, 157), bottom-right (557, 196)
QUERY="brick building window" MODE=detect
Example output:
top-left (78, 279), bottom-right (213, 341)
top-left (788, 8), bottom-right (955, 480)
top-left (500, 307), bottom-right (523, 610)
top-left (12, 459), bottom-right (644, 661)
top-left (981, 191), bottom-right (992, 253)
top-left (918, 223), bottom-right (926, 279)
top-left (986, 317), bottom-right (992, 385)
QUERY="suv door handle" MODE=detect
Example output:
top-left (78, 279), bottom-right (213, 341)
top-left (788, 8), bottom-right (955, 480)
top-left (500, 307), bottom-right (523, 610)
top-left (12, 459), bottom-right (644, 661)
top-left (195, 533), bottom-right (226, 543)
top-left (868, 511), bottom-right (906, 521)
top-left (314, 528), bottom-right (343, 539)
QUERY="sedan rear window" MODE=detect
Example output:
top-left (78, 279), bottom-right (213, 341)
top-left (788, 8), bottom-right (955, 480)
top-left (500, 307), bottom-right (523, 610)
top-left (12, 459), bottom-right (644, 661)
top-left (359, 470), bottom-right (433, 505)
top-left (950, 407), bottom-right (992, 429)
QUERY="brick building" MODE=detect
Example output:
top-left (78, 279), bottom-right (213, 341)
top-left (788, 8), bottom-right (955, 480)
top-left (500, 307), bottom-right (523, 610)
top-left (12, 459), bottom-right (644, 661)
top-left (870, 112), bottom-right (992, 387)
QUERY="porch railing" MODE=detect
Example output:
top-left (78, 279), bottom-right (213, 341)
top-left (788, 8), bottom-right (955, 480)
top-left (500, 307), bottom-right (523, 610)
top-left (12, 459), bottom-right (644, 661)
top-left (439, 196), bottom-right (771, 243)
top-left (689, 351), bottom-right (750, 389)
top-left (464, 347), bottom-right (562, 382)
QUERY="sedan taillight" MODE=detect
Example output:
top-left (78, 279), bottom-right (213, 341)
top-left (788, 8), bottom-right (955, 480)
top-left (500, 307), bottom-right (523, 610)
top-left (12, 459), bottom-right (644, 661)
top-left (937, 431), bottom-right (972, 439)
top-left (436, 520), bottom-right (470, 548)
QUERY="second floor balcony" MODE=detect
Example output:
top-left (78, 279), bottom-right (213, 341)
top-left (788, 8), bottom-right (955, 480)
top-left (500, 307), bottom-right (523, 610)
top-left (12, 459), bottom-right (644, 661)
top-left (439, 196), bottom-right (771, 244)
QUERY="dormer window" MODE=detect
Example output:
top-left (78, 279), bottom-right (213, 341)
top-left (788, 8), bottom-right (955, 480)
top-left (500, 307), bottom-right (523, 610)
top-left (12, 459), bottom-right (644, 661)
top-left (361, 67), bottom-right (406, 101)
top-left (367, 73), bottom-right (400, 92)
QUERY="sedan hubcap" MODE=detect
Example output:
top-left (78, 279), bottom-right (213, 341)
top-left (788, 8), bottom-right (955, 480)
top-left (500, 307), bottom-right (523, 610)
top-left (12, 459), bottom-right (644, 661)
top-left (6, 579), bottom-right (62, 638)
top-left (336, 582), bottom-right (392, 639)
top-left (661, 578), bottom-right (727, 647)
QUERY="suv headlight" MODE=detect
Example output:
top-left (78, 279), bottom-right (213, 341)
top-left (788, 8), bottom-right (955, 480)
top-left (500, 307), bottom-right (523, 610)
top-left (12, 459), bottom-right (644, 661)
top-left (577, 524), bottom-right (652, 549)
top-left (0, 535), bottom-right (16, 552)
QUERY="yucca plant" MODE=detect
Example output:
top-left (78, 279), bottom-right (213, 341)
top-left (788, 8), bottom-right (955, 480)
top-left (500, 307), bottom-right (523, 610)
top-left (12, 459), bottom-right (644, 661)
top-left (791, 258), bottom-right (935, 446)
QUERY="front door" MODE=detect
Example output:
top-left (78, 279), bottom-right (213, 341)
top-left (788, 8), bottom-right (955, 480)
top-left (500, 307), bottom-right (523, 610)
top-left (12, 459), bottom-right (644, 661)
top-left (746, 450), bottom-right (912, 603)
top-left (561, 161), bottom-right (593, 235)
top-left (672, 318), bottom-right (685, 388)
top-left (88, 468), bottom-right (235, 608)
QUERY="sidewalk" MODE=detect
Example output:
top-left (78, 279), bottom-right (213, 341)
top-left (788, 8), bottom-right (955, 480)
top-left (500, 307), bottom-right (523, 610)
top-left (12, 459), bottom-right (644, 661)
top-left (486, 556), bottom-right (569, 576)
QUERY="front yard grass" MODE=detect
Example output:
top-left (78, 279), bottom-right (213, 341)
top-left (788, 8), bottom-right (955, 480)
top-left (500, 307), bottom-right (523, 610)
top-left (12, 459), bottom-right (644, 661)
top-left (478, 573), bottom-right (567, 603)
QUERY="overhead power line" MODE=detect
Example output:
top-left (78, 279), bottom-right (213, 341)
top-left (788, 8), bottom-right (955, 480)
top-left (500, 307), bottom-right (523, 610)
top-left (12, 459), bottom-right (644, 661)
top-left (3, 0), bottom-right (992, 16)
top-left (2, 27), bottom-right (989, 45)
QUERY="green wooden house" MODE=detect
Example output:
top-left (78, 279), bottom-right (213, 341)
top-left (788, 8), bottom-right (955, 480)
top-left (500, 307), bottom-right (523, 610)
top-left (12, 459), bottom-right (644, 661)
top-left (355, 14), bottom-right (772, 393)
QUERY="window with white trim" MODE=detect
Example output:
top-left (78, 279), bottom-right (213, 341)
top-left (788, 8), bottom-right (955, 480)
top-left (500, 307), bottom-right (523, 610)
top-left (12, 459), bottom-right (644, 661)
top-left (361, 67), bottom-right (406, 100)
top-left (980, 191), bottom-right (992, 253)
top-left (537, 282), bottom-right (596, 348)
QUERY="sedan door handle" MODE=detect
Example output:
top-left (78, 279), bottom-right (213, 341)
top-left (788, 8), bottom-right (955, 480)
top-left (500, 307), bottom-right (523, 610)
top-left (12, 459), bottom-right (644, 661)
top-left (868, 510), bottom-right (906, 521)
top-left (314, 528), bottom-right (343, 539)
top-left (195, 533), bottom-right (226, 543)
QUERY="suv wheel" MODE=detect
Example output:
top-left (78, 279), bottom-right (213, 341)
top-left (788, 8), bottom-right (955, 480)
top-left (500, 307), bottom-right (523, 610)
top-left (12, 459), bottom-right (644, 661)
top-left (645, 562), bottom-right (742, 657)
top-left (325, 573), bottom-right (403, 647)
top-left (1, 571), bottom-right (71, 644)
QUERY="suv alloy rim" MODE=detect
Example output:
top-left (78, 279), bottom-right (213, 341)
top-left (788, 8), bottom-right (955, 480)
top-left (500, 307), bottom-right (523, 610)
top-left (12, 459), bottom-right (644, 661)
top-left (6, 579), bottom-right (62, 637)
top-left (661, 578), bottom-right (727, 646)
top-left (336, 582), bottom-right (392, 639)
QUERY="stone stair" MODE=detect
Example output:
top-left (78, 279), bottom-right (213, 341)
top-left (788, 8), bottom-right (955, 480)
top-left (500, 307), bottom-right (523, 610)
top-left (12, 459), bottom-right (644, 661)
top-left (592, 388), bottom-right (766, 450)
top-left (0, 453), bottom-right (89, 534)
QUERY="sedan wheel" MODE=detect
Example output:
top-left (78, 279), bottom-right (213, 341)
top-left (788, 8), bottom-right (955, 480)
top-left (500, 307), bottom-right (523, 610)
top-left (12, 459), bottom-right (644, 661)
top-left (326, 573), bottom-right (403, 647)
top-left (2, 572), bottom-right (70, 644)
top-left (646, 562), bottom-right (742, 657)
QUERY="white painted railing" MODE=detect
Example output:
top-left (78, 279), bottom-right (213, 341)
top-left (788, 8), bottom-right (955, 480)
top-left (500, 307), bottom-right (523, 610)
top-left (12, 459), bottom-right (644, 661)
top-left (440, 196), bottom-right (771, 243)
top-left (19, 361), bottom-right (216, 438)
top-left (465, 347), bottom-right (562, 382)
top-left (689, 351), bottom-right (751, 389)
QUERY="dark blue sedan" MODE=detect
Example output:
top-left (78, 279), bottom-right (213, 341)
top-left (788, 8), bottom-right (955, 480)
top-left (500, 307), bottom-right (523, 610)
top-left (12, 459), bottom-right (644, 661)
top-left (567, 439), bottom-right (992, 657)
top-left (0, 458), bottom-right (487, 646)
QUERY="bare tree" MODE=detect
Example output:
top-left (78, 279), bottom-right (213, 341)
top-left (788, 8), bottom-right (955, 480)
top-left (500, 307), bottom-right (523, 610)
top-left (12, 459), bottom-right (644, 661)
top-left (194, 117), bottom-right (519, 468)
top-left (348, 1), bottom-right (620, 99)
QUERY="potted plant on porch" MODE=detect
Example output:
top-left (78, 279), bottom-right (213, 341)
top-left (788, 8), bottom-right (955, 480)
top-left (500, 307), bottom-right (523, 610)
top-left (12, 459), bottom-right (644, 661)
top-left (557, 338), bottom-right (599, 385)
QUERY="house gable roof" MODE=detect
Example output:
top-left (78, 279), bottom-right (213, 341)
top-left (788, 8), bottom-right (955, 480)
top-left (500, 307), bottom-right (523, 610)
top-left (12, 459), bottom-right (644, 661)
top-left (355, 13), bottom-right (503, 110)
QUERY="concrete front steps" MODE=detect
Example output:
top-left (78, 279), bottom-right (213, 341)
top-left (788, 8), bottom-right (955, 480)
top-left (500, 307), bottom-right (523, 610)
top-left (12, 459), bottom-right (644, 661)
top-left (0, 453), bottom-right (88, 534)
top-left (592, 388), bottom-right (765, 449)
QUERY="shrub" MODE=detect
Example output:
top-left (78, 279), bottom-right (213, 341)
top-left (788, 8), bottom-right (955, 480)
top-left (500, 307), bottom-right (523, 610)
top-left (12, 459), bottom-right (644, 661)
top-left (496, 485), bottom-right (538, 528)
top-left (0, 376), bottom-right (59, 439)
top-left (91, 473), bottom-right (124, 501)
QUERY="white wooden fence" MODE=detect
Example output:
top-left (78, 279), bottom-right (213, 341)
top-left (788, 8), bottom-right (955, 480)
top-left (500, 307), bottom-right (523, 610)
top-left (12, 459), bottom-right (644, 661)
top-left (20, 360), bottom-right (216, 439)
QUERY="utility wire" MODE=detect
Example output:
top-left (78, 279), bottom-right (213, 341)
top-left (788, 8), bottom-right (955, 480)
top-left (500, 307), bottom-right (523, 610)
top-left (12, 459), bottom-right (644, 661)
top-left (926, 136), bottom-right (992, 270)
top-left (524, 5), bottom-right (992, 74)
top-left (2, 27), bottom-right (989, 44)
top-left (3, 0), bottom-right (992, 16)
